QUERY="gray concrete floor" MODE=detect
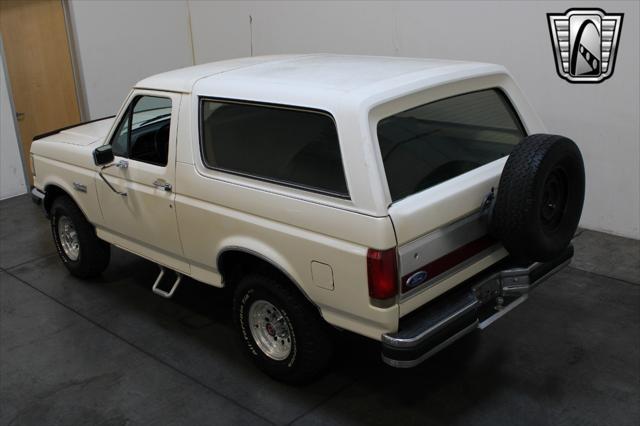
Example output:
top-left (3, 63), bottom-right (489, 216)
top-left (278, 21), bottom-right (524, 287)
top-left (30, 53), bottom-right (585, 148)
top-left (1, 193), bottom-right (638, 426)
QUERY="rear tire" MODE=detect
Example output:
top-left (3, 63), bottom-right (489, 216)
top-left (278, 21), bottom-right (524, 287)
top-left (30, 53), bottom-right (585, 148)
top-left (233, 273), bottom-right (333, 384)
top-left (51, 195), bottom-right (110, 278)
top-left (490, 134), bottom-right (585, 262)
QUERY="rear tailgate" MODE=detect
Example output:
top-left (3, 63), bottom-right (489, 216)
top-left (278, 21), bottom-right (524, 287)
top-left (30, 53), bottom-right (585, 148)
top-left (376, 88), bottom-right (532, 316)
top-left (389, 159), bottom-right (508, 316)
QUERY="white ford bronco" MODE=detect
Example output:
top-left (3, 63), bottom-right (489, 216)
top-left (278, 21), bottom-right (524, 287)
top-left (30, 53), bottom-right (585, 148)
top-left (30, 54), bottom-right (584, 383)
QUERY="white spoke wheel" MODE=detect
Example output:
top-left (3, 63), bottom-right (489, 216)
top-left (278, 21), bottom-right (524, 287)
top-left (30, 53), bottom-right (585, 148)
top-left (248, 300), bottom-right (293, 360)
top-left (57, 215), bottom-right (80, 261)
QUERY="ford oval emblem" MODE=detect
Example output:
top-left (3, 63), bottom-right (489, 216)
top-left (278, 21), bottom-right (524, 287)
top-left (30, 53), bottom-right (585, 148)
top-left (406, 271), bottom-right (428, 288)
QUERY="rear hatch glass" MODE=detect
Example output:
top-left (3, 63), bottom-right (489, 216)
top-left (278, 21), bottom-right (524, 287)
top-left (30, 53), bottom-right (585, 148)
top-left (377, 89), bottom-right (525, 202)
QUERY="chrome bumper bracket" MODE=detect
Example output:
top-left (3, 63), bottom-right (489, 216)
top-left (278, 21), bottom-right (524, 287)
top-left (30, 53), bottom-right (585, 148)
top-left (31, 187), bottom-right (48, 217)
top-left (30, 187), bottom-right (45, 204)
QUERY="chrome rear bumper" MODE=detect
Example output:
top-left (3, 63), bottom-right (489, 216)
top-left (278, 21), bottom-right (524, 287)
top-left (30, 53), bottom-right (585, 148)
top-left (381, 245), bottom-right (573, 367)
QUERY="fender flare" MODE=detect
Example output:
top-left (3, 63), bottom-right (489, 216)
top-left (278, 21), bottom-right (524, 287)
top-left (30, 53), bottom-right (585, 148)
top-left (42, 181), bottom-right (90, 220)
top-left (216, 244), bottom-right (320, 310)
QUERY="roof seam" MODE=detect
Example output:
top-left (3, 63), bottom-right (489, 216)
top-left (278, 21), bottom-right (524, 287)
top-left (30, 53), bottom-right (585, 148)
top-left (188, 53), bottom-right (322, 92)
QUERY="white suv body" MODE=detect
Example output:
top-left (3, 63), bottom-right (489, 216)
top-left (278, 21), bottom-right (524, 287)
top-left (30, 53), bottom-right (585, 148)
top-left (31, 54), bottom-right (578, 381)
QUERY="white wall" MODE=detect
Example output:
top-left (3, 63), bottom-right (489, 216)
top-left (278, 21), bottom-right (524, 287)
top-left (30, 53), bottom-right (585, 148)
top-left (0, 42), bottom-right (27, 200)
top-left (67, 0), bottom-right (640, 238)
top-left (67, 0), bottom-right (194, 118)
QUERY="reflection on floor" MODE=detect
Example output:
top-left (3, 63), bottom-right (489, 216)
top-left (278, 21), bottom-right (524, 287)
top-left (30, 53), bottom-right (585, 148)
top-left (1, 194), bottom-right (638, 426)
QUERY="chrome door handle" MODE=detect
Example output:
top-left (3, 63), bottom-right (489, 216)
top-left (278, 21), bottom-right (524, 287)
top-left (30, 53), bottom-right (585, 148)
top-left (153, 179), bottom-right (172, 192)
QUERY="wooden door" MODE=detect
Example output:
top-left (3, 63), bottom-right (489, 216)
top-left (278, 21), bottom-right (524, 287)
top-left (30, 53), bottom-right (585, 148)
top-left (0, 0), bottom-right (80, 182)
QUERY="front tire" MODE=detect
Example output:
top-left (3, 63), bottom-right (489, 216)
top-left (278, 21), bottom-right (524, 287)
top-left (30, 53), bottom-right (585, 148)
top-left (51, 195), bottom-right (110, 278)
top-left (233, 273), bottom-right (333, 384)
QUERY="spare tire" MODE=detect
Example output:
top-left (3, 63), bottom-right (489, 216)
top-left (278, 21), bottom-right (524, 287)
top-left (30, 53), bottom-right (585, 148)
top-left (490, 134), bottom-right (585, 262)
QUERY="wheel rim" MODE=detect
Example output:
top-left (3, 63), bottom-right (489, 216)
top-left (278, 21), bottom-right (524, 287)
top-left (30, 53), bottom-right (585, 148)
top-left (248, 300), bottom-right (292, 361)
top-left (540, 167), bottom-right (568, 232)
top-left (57, 216), bottom-right (80, 261)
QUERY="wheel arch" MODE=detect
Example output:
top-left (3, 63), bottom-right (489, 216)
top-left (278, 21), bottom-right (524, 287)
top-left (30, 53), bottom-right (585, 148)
top-left (43, 183), bottom-right (70, 215)
top-left (216, 246), bottom-right (319, 310)
top-left (42, 182), bottom-right (92, 223)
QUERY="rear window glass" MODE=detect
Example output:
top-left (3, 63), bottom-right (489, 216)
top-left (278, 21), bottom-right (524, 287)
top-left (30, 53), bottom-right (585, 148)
top-left (200, 100), bottom-right (348, 198)
top-left (377, 89), bottom-right (525, 201)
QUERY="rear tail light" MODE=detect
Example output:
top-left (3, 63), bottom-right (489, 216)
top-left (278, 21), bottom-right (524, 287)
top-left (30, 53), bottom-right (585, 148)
top-left (367, 247), bottom-right (398, 300)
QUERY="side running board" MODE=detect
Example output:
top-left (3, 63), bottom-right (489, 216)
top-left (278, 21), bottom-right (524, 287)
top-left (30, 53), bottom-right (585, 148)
top-left (152, 265), bottom-right (183, 298)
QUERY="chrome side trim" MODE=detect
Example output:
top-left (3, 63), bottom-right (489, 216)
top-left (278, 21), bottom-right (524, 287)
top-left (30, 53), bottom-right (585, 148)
top-left (399, 243), bottom-right (501, 302)
top-left (72, 182), bottom-right (87, 193)
top-left (398, 210), bottom-right (487, 275)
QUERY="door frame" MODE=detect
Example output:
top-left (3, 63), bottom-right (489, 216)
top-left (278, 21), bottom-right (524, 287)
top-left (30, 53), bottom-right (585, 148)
top-left (61, 0), bottom-right (89, 122)
top-left (0, 0), bottom-right (88, 190)
top-left (0, 34), bottom-right (29, 191)
top-left (95, 89), bottom-right (188, 273)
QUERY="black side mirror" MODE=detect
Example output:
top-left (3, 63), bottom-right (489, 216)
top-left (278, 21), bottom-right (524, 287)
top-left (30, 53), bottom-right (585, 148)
top-left (93, 145), bottom-right (114, 166)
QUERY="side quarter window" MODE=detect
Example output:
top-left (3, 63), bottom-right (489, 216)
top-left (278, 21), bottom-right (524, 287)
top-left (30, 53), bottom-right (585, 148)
top-left (109, 95), bottom-right (172, 166)
top-left (199, 99), bottom-right (349, 198)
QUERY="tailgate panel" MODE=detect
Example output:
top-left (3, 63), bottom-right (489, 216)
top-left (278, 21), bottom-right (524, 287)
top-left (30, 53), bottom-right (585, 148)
top-left (388, 159), bottom-right (508, 313)
top-left (398, 210), bottom-right (500, 296)
top-left (399, 248), bottom-right (508, 317)
top-left (388, 157), bottom-right (506, 245)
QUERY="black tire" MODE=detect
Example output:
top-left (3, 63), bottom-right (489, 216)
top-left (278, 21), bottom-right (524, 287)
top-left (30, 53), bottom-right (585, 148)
top-left (233, 273), bottom-right (333, 384)
top-left (51, 195), bottom-right (110, 278)
top-left (490, 134), bottom-right (585, 262)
